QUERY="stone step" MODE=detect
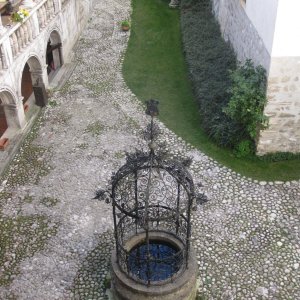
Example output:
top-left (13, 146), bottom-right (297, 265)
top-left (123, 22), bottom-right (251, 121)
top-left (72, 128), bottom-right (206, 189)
top-left (49, 62), bottom-right (77, 89)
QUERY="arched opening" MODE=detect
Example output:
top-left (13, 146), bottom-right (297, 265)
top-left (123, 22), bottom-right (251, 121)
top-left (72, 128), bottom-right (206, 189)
top-left (21, 56), bottom-right (48, 112)
top-left (21, 62), bottom-right (33, 111)
top-left (46, 30), bottom-right (63, 80)
top-left (0, 89), bottom-right (25, 150)
top-left (0, 98), bottom-right (8, 137)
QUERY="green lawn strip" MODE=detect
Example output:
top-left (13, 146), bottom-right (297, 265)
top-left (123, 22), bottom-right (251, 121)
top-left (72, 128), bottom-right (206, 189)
top-left (122, 0), bottom-right (300, 181)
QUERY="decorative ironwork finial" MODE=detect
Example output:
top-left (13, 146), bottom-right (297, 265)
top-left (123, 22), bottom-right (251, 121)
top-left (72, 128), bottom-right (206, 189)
top-left (145, 99), bottom-right (159, 117)
top-left (145, 99), bottom-right (160, 152)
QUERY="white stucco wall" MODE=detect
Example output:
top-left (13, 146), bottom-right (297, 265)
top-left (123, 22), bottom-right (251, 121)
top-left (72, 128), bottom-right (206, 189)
top-left (244, 0), bottom-right (278, 55)
top-left (244, 0), bottom-right (300, 57)
top-left (211, 0), bottom-right (271, 71)
top-left (271, 0), bottom-right (300, 57)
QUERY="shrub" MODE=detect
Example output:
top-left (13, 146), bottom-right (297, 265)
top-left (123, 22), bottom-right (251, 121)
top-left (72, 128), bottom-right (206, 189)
top-left (223, 60), bottom-right (268, 141)
top-left (180, 0), bottom-right (237, 147)
top-left (258, 152), bottom-right (300, 162)
top-left (181, 0), bottom-right (268, 151)
top-left (234, 140), bottom-right (254, 158)
top-left (207, 114), bottom-right (246, 147)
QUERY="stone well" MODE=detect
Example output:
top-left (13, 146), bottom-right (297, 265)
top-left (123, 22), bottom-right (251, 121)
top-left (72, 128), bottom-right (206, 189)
top-left (95, 100), bottom-right (202, 300)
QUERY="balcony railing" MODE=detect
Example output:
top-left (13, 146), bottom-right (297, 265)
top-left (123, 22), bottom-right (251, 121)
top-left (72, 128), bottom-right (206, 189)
top-left (0, 0), bottom-right (62, 71)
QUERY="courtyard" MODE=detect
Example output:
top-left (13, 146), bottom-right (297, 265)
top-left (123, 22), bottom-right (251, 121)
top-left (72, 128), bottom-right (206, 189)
top-left (0, 0), bottom-right (299, 299)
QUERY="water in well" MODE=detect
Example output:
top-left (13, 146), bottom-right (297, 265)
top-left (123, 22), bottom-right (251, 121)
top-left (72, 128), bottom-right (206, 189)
top-left (128, 240), bottom-right (182, 282)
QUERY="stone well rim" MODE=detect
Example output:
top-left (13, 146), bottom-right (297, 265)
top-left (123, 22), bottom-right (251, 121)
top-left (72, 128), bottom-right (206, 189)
top-left (112, 231), bottom-right (198, 292)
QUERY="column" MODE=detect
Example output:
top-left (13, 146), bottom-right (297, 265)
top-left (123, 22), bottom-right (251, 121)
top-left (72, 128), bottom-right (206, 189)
top-left (0, 13), bottom-right (6, 35)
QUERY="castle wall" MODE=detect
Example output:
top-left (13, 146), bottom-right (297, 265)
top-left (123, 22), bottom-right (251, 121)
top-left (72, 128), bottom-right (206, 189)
top-left (257, 57), bottom-right (300, 154)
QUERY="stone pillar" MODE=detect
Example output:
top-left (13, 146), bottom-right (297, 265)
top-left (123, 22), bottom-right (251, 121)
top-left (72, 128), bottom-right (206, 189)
top-left (33, 77), bottom-right (48, 107)
top-left (53, 0), bottom-right (60, 13)
top-left (2, 37), bottom-right (14, 68)
top-left (31, 68), bottom-right (49, 106)
top-left (169, 0), bottom-right (180, 8)
top-left (30, 8), bottom-right (40, 37)
top-left (31, 66), bottom-right (48, 89)
top-left (41, 64), bottom-right (50, 88)
top-left (0, 14), bottom-right (6, 35)
top-left (56, 0), bottom-right (62, 12)
top-left (4, 100), bottom-right (26, 129)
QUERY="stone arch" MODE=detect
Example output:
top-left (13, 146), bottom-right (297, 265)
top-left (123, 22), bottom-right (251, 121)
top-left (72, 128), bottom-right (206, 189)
top-left (19, 54), bottom-right (44, 96)
top-left (21, 62), bottom-right (34, 107)
top-left (0, 100), bottom-right (8, 137)
top-left (20, 55), bottom-right (47, 110)
top-left (0, 87), bottom-right (25, 133)
top-left (23, 54), bottom-right (44, 71)
top-left (0, 86), bottom-right (18, 106)
top-left (46, 29), bottom-right (63, 77)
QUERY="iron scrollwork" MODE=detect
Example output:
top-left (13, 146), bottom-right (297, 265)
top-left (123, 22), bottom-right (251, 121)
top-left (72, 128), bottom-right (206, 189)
top-left (94, 100), bottom-right (208, 285)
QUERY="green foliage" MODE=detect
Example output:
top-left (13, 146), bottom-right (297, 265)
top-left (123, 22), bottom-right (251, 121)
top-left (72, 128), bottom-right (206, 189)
top-left (258, 152), bottom-right (300, 162)
top-left (121, 20), bottom-right (130, 27)
top-left (40, 197), bottom-right (59, 207)
top-left (11, 9), bottom-right (29, 23)
top-left (180, 0), bottom-right (237, 147)
top-left (48, 99), bottom-right (58, 107)
top-left (85, 121), bottom-right (104, 137)
top-left (196, 292), bottom-right (208, 300)
top-left (224, 60), bottom-right (268, 141)
top-left (122, 0), bottom-right (300, 180)
top-left (181, 1), bottom-right (268, 149)
top-left (234, 139), bottom-right (254, 158)
top-left (0, 215), bottom-right (58, 286)
top-left (206, 113), bottom-right (245, 147)
top-left (103, 276), bottom-right (111, 289)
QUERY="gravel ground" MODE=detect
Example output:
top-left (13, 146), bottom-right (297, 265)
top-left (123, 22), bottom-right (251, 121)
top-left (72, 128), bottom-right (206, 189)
top-left (0, 0), bottom-right (299, 299)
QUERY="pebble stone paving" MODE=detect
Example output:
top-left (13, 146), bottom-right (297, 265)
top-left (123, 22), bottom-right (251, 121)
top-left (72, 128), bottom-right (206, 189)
top-left (0, 0), bottom-right (300, 299)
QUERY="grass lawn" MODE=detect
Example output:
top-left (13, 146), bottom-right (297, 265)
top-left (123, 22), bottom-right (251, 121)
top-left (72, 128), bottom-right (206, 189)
top-left (122, 0), bottom-right (300, 181)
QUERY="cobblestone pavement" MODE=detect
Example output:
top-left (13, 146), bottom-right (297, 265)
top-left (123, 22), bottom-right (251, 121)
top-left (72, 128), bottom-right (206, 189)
top-left (0, 0), bottom-right (299, 299)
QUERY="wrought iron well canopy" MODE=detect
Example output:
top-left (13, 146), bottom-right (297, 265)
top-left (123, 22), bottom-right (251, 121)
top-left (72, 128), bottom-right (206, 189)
top-left (96, 100), bottom-right (203, 298)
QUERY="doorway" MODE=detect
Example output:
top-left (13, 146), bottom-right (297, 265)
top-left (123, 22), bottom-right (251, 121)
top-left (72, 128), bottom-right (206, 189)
top-left (21, 63), bottom-right (33, 111)
top-left (0, 99), bottom-right (8, 137)
top-left (46, 34), bottom-right (62, 78)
